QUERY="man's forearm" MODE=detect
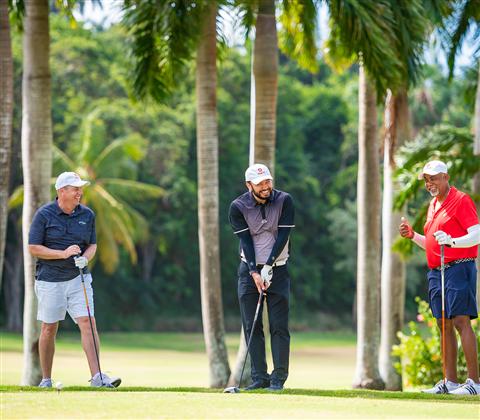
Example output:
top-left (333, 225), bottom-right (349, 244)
top-left (29, 244), bottom-right (67, 260)
top-left (82, 244), bottom-right (97, 262)
top-left (412, 232), bottom-right (426, 250)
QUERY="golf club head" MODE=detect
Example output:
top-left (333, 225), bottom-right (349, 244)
top-left (223, 386), bottom-right (240, 393)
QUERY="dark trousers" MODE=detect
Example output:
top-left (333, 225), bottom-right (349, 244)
top-left (237, 262), bottom-right (290, 385)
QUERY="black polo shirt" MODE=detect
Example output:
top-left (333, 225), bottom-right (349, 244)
top-left (28, 199), bottom-right (96, 282)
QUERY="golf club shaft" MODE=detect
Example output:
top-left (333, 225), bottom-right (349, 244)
top-left (238, 291), bottom-right (264, 388)
top-left (79, 266), bottom-right (103, 384)
top-left (440, 244), bottom-right (446, 385)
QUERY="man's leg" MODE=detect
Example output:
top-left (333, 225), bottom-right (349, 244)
top-left (267, 266), bottom-right (290, 386)
top-left (39, 322), bottom-right (59, 379)
top-left (453, 315), bottom-right (480, 382)
top-left (76, 316), bottom-right (101, 377)
top-left (436, 318), bottom-right (458, 382)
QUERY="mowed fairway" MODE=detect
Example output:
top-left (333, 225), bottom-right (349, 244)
top-left (2, 332), bottom-right (479, 419)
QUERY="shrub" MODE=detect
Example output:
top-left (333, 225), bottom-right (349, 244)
top-left (393, 297), bottom-right (480, 387)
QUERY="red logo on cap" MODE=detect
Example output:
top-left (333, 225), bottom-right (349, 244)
top-left (257, 168), bottom-right (264, 174)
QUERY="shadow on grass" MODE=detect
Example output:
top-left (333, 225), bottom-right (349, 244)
top-left (1, 386), bottom-right (476, 403)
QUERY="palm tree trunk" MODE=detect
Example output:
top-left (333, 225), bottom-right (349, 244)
top-left (21, 0), bottom-right (52, 386)
top-left (196, 3), bottom-right (230, 388)
top-left (474, 61), bottom-right (480, 308)
top-left (252, 0), bottom-right (277, 174)
top-left (0, 0), bottom-right (14, 292)
top-left (379, 89), bottom-right (409, 390)
top-left (353, 63), bottom-right (384, 390)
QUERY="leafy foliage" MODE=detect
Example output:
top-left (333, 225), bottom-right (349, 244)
top-left (393, 297), bottom-right (480, 387)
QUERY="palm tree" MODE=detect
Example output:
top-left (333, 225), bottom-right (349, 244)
top-left (123, 0), bottom-right (231, 387)
top-left (325, 0), bottom-right (425, 390)
top-left (21, 0), bottom-right (52, 386)
top-left (52, 106), bottom-right (165, 273)
top-left (0, 0), bottom-right (14, 293)
top-left (196, 2), bottom-right (231, 387)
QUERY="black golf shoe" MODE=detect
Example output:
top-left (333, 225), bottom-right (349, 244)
top-left (266, 381), bottom-right (284, 391)
top-left (243, 380), bottom-right (270, 391)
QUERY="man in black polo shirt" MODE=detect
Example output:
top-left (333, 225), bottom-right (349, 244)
top-left (29, 172), bottom-right (120, 388)
top-left (229, 163), bottom-right (295, 391)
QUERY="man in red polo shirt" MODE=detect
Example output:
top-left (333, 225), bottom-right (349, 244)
top-left (399, 160), bottom-right (480, 395)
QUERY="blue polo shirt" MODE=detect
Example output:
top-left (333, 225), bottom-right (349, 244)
top-left (28, 199), bottom-right (96, 282)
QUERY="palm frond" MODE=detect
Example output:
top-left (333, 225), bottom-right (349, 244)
top-left (100, 178), bottom-right (165, 199)
top-left (445, 0), bottom-right (480, 78)
top-left (394, 124), bottom-right (479, 210)
top-left (53, 145), bottom-right (77, 171)
top-left (92, 134), bottom-right (147, 171)
top-left (8, 185), bottom-right (23, 210)
top-left (279, 0), bottom-right (318, 73)
top-left (123, 0), bottom-right (208, 102)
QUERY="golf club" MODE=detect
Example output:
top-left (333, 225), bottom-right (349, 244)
top-left (224, 290), bottom-right (265, 393)
top-left (78, 263), bottom-right (103, 386)
top-left (440, 244), bottom-right (447, 391)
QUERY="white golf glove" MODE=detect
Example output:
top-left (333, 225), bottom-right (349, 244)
top-left (74, 256), bottom-right (88, 269)
top-left (433, 231), bottom-right (453, 247)
top-left (261, 264), bottom-right (273, 288)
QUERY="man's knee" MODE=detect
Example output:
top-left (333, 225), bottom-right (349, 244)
top-left (41, 322), bottom-right (58, 338)
top-left (77, 316), bottom-right (96, 332)
top-left (453, 316), bottom-right (471, 333)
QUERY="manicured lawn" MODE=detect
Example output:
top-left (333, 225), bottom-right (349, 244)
top-left (2, 332), bottom-right (478, 419)
top-left (0, 331), bottom-right (356, 388)
top-left (1, 387), bottom-right (478, 419)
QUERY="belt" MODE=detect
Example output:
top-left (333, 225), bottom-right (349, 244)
top-left (241, 258), bottom-right (287, 268)
top-left (433, 257), bottom-right (475, 271)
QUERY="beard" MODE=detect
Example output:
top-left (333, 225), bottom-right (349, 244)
top-left (252, 188), bottom-right (272, 201)
top-left (428, 188), bottom-right (439, 197)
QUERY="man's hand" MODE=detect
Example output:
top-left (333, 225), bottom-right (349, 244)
top-left (64, 245), bottom-right (81, 259)
top-left (260, 265), bottom-right (273, 289)
top-left (434, 230), bottom-right (454, 247)
top-left (74, 256), bottom-right (88, 269)
top-left (399, 217), bottom-right (414, 239)
top-left (251, 272), bottom-right (266, 293)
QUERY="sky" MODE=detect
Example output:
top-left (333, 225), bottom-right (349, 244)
top-left (74, 0), bottom-right (477, 76)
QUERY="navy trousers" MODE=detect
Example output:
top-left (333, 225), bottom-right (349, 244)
top-left (237, 262), bottom-right (290, 385)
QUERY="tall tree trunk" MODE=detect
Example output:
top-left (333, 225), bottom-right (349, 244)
top-left (353, 64), bottom-right (384, 390)
top-left (21, 0), bottom-right (52, 386)
top-left (0, 0), bottom-right (13, 292)
top-left (196, 3), bottom-right (230, 388)
top-left (379, 89), bottom-right (409, 391)
top-left (252, 0), bottom-right (277, 174)
top-left (474, 61), bottom-right (480, 309)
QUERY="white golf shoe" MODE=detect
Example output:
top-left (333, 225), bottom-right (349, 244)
top-left (38, 378), bottom-right (52, 388)
top-left (90, 372), bottom-right (121, 388)
top-left (421, 379), bottom-right (460, 394)
top-left (449, 378), bottom-right (480, 396)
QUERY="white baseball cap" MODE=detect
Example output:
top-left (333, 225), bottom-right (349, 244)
top-left (245, 164), bottom-right (273, 185)
top-left (55, 172), bottom-right (90, 190)
top-left (418, 160), bottom-right (448, 180)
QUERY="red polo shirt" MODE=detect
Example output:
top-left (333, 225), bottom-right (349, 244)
top-left (424, 187), bottom-right (478, 269)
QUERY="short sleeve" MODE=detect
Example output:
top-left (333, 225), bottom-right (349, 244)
top-left (457, 195), bottom-right (479, 230)
top-left (89, 213), bottom-right (97, 244)
top-left (28, 210), bottom-right (46, 245)
top-left (229, 202), bottom-right (249, 234)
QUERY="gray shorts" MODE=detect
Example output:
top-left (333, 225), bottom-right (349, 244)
top-left (35, 273), bottom-right (94, 324)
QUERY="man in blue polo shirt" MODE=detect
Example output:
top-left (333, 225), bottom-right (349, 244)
top-left (229, 164), bottom-right (295, 391)
top-left (29, 172), bottom-right (120, 388)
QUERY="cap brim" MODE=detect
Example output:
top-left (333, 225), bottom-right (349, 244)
top-left (250, 175), bottom-right (273, 185)
top-left (417, 170), bottom-right (445, 180)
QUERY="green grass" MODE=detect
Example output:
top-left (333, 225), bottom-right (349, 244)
top-left (2, 332), bottom-right (479, 419)
top-left (1, 388), bottom-right (478, 419)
